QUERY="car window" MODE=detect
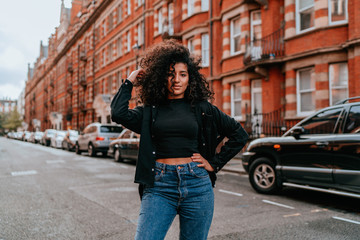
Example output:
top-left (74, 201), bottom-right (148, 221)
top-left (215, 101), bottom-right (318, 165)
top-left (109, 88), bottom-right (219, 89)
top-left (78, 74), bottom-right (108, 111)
top-left (83, 126), bottom-right (90, 134)
top-left (121, 130), bottom-right (131, 138)
top-left (300, 108), bottom-right (342, 134)
top-left (100, 126), bottom-right (122, 133)
top-left (344, 105), bottom-right (360, 134)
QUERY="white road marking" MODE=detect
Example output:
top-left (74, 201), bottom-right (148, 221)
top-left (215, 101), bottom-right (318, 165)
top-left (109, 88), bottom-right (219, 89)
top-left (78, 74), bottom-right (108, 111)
top-left (219, 189), bottom-right (243, 197)
top-left (332, 216), bottom-right (360, 225)
top-left (11, 170), bottom-right (38, 176)
top-left (262, 200), bottom-right (295, 209)
top-left (283, 213), bottom-right (301, 217)
top-left (311, 209), bottom-right (328, 213)
top-left (46, 160), bottom-right (65, 164)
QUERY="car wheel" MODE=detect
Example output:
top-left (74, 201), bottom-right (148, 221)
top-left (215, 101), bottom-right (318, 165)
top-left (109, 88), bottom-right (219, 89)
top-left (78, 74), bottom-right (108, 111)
top-left (114, 149), bottom-right (123, 162)
top-left (75, 143), bottom-right (81, 155)
top-left (249, 157), bottom-right (280, 194)
top-left (88, 143), bottom-right (96, 157)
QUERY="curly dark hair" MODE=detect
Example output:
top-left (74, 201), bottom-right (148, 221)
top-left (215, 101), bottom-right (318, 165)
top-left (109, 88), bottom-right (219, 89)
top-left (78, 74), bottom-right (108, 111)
top-left (134, 39), bottom-right (213, 105)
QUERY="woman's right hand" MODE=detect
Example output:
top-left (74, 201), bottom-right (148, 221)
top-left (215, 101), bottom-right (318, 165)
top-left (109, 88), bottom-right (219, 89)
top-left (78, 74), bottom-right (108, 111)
top-left (127, 69), bottom-right (144, 83)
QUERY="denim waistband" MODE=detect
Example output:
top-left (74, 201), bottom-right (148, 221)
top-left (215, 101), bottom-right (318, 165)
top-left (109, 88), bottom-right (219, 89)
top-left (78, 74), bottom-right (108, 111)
top-left (155, 161), bottom-right (200, 172)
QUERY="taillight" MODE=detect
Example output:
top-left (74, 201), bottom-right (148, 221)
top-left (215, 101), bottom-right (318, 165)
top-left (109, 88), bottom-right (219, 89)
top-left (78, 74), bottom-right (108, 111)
top-left (96, 137), bottom-right (105, 141)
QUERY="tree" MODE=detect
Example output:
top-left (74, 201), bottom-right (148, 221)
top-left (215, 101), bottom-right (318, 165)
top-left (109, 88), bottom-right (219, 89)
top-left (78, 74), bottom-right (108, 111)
top-left (3, 109), bottom-right (22, 131)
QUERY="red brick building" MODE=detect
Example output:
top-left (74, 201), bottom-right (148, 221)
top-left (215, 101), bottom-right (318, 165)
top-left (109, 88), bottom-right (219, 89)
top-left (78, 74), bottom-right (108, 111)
top-left (25, 0), bottom-right (360, 138)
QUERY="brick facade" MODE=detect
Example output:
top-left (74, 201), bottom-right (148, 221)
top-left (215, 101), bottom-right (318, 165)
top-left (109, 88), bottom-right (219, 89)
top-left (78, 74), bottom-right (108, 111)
top-left (24, 0), bottom-right (360, 138)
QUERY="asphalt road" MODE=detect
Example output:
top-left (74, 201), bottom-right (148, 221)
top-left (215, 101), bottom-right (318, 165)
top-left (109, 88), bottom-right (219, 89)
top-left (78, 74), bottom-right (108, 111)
top-left (1, 137), bottom-right (360, 240)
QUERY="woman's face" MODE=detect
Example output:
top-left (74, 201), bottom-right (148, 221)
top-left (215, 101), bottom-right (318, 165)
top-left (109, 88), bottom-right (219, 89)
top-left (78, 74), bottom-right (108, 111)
top-left (167, 62), bottom-right (189, 99)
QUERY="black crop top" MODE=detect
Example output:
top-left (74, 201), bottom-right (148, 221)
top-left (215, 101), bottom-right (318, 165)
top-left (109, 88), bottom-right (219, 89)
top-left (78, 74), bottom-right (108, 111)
top-left (153, 98), bottom-right (199, 158)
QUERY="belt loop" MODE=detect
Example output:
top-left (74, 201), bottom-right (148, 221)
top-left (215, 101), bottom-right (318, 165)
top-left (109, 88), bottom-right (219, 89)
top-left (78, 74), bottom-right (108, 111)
top-left (187, 162), bottom-right (192, 171)
top-left (162, 163), bottom-right (166, 173)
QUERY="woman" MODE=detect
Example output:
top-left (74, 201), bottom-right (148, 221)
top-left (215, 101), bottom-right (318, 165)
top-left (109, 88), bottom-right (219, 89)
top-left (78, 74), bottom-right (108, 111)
top-left (111, 39), bottom-right (248, 240)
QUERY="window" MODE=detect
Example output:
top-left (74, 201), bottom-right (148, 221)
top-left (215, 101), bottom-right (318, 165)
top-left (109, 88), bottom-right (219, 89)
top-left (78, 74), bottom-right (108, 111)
top-left (300, 108), bottom-right (342, 134)
top-left (231, 17), bottom-right (241, 55)
top-left (117, 37), bottom-right (122, 57)
top-left (329, 62), bottom-right (348, 105)
top-left (201, 34), bottom-right (209, 67)
top-left (188, 0), bottom-right (195, 16)
top-left (127, 0), bottom-right (131, 15)
top-left (231, 82), bottom-right (242, 119)
top-left (344, 105), bottom-right (360, 134)
top-left (250, 10), bottom-right (262, 60)
top-left (297, 68), bottom-right (316, 115)
top-left (201, 0), bottom-right (209, 11)
top-left (138, 21), bottom-right (144, 45)
top-left (102, 49), bottom-right (106, 66)
top-left (296, 0), bottom-right (314, 32)
top-left (108, 43), bottom-right (113, 62)
top-left (108, 75), bottom-right (113, 94)
top-left (158, 8), bottom-right (163, 34)
top-left (168, 3), bottom-right (174, 35)
top-left (102, 21), bottom-right (106, 37)
top-left (117, 3), bottom-right (123, 23)
top-left (188, 38), bottom-right (195, 53)
top-left (108, 13), bottom-right (114, 31)
top-left (127, 31), bottom-right (131, 52)
top-left (137, 0), bottom-right (143, 7)
top-left (329, 0), bottom-right (347, 24)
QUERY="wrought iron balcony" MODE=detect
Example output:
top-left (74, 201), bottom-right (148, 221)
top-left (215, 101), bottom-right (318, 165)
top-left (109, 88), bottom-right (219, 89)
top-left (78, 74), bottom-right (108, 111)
top-left (80, 51), bottom-right (87, 62)
top-left (243, 26), bottom-right (284, 65)
top-left (67, 63), bottom-right (73, 73)
top-left (79, 75), bottom-right (87, 87)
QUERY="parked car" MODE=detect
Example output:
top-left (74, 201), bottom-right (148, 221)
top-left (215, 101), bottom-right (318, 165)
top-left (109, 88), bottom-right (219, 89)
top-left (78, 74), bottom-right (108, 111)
top-left (41, 129), bottom-right (57, 146)
top-left (62, 130), bottom-right (79, 151)
top-left (33, 131), bottom-right (44, 144)
top-left (108, 129), bottom-right (140, 162)
top-left (51, 131), bottom-right (66, 148)
top-left (76, 123), bottom-right (123, 157)
top-left (23, 131), bottom-right (32, 142)
top-left (242, 97), bottom-right (360, 198)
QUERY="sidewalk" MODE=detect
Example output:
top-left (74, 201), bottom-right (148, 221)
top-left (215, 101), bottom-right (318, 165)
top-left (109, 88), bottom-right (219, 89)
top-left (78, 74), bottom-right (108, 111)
top-left (221, 157), bottom-right (246, 174)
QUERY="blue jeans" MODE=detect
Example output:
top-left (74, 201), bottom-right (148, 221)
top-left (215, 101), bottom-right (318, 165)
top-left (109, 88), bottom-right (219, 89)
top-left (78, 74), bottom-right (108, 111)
top-left (135, 161), bottom-right (214, 240)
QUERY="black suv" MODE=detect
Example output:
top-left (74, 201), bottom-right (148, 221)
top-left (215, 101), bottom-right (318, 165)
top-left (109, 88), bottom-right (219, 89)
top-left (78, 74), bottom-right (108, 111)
top-left (242, 97), bottom-right (360, 198)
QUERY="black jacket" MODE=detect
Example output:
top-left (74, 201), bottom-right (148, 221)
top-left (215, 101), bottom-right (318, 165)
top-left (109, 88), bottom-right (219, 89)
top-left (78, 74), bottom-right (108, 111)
top-left (111, 79), bottom-right (249, 187)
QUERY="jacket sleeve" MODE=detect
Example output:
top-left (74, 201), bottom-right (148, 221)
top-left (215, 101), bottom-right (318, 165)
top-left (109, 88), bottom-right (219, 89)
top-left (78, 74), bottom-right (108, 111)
top-left (209, 105), bottom-right (249, 172)
top-left (110, 79), bottom-right (143, 134)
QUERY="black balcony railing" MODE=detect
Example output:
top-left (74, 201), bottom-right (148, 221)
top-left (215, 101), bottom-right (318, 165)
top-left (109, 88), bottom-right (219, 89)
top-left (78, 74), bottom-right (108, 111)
top-left (244, 105), bottom-right (299, 139)
top-left (243, 26), bottom-right (284, 65)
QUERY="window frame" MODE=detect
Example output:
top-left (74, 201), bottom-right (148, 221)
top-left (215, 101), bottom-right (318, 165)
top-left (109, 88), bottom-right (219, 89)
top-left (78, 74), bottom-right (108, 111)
top-left (188, 38), bottom-right (195, 53)
top-left (296, 67), bottom-right (316, 116)
top-left (230, 16), bottom-right (241, 55)
top-left (329, 62), bottom-right (349, 106)
top-left (158, 8), bottom-right (163, 34)
top-left (201, 34), bottom-right (209, 67)
top-left (201, 0), bottom-right (209, 11)
top-left (295, 0), bottom-right (315, 34)
top-left (231, 82), bottom-right (242, 120)
top-left (328, 0), bottom-right (348, 25)
top-left (188, 0), bottom-right (195, 17)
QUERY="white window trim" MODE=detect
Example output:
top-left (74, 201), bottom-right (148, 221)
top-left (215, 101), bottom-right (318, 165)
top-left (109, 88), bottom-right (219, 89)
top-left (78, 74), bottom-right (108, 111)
top-left (117, 37), bottom-right (122, 57)
top-left (295, 0), bottom-right (315, 34)
top-left (127, 0), bottom-right (131, 15)
top-left (328, 0), bottom-right (348, 25)
top-left (329, 62), bottom-right (349, 106)
top-left (230, 16), bottom-right (241, 55)
top-left (126, 31), bottom-right (131, 53)
top-left (188, 38), bottom-right (195, 53)
top-left (201, 34), bottom-right (209, 67)
top-left (231, 82), bottom-right (242, 120)
top-left (250, 10), bottom-right (261, 42)
top-left (296, 67), bottom-right (316, 116)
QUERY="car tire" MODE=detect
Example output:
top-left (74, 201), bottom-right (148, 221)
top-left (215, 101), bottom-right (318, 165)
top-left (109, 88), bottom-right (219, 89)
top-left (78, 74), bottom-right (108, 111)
top-left (114, 149), bottom-right (123, 162)
top-left (75, 143), bottom-right (81, 155)
top-left (88, 143), bottom-right (96, 157)
top-left (249, 157), bottom-right (280, 194)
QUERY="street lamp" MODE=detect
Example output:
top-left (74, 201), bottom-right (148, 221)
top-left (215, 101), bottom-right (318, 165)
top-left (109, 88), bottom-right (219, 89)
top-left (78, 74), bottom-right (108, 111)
top-left (132, 43), bottom-right (141, 69)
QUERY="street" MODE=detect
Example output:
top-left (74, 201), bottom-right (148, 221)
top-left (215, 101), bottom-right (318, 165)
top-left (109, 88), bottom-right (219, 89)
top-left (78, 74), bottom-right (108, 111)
top-left (1, 137), bottom-right (360, 240)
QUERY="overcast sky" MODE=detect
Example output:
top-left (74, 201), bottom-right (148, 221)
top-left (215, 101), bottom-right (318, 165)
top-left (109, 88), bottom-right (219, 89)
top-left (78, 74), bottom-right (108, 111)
top-left (0, 0), bottom-right (72, 100)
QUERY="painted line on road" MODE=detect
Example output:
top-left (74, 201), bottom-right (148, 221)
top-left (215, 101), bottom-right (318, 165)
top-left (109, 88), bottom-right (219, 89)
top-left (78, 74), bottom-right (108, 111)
top-left (11, 170), bottom-right (38, 176)
top-left (46, 160), bottom-right (65, 164)
top-left (332, 216), bottom-right (360, 225)
top-left (219, 189), bottom-right (243, 197)
top-left (283, 213), bottom-right (301, 218)
top-left (262, 200), bottom-right (295, 209)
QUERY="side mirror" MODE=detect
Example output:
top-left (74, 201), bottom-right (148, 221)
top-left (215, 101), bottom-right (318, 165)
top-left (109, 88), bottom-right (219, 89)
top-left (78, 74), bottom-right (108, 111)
top-left (290, 126), bottom-right (305, 139)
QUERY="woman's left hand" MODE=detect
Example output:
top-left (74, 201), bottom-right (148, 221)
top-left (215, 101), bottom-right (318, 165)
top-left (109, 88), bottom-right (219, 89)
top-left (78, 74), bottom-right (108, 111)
top-left (191, 153), bottom-right (214, 172)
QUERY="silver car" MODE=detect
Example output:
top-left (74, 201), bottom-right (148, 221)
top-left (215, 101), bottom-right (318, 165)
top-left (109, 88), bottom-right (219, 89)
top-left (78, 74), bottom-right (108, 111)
top-left (75, 123), bottom-right (123, 157)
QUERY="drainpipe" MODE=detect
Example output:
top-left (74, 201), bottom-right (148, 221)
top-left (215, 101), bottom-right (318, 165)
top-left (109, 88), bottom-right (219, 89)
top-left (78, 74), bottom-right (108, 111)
top-left (209, 0), bottom-right (213, 77)
top-left (77, 45), bottom-right (80, 130)
top-left (92, 20), bottom-right (96, 123)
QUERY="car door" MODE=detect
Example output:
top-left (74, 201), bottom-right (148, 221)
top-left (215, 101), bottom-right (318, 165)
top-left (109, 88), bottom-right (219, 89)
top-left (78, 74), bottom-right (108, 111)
top-left (332, 104), bottom-right (360, 193)
top-left (119, 129), bottom-right (132, 157)
top-left (279, 107), bottom-right (343, 184)
top-left (128, 132), bottom-right (140, 159)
